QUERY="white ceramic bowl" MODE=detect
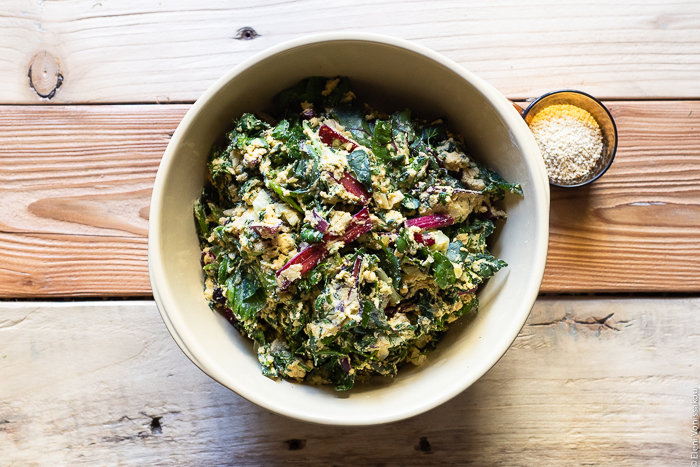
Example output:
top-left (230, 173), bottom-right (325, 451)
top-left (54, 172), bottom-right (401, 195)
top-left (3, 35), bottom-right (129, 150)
top-left (149, 33), bottom-right (549, 426)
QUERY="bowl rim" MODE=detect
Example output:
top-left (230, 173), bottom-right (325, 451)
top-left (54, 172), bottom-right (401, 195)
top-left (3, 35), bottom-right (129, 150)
top-left (149, 31), bottom-right (550, 425)
top-left (521, 89), bottom-right (618, 188)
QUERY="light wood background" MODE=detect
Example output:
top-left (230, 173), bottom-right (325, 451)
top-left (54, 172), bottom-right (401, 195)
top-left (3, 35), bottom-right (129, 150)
top-left (2, 1), bottom-right (700, 103)
top-left (1, 298), bottom-right (697, 466)
top-left (1, 1), bottom-right (698, 465)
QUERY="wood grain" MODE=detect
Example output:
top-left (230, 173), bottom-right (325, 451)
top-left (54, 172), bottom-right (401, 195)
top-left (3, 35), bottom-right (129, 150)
top-left (1, 0), bottom-right (699, 103)
top-left (0, 105), bottom-right (187, 237)
top-left (0, 298), bottom-right (696, 465)
top-left (0, 105), bottom-right (188, 297)
top-left (0, 101), bottom-right (699, 297)
top-left (545, 100), bottom-right (700, 292)
top-left (0, 232), bottom-right (150, 297)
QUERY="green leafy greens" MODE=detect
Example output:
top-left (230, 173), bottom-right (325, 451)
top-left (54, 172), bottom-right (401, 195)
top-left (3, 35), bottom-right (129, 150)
top-left (194, 76), bottom-right (521, 391)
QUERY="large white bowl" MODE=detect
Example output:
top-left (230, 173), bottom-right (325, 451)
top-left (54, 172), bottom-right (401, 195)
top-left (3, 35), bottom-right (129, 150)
top-left (149, 33), bottom-right (549, 426)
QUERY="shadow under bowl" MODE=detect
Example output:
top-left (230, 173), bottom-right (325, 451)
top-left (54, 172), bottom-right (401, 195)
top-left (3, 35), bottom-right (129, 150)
top-left (522, 90), bottom-right (618, 188)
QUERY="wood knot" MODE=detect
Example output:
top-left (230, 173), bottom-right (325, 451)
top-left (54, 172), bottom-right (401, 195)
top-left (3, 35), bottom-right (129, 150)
top-left (284, 439), bottom-right (306, 450)
top-left (28, 51), bottom-right (63, 99)
top-left (149, 416), bottom-right (162, 434)
top-left (415, 436), bottom-right (432, 452)
top-left (235, 27), bottom-right (260, 41)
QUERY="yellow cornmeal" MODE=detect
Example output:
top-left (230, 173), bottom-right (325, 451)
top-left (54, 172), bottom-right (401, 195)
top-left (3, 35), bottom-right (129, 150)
top-left (529, 104), bottom-right (604, 184)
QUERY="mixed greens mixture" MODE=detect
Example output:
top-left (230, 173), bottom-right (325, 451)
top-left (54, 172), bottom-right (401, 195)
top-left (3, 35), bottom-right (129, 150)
top-left (194, 76), bottom-right (522, 390)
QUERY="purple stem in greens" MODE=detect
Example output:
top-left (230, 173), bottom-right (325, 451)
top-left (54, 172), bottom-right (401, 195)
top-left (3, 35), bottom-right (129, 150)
top-left (340, 357), bottom-right (351, 374)
top-left (405, 214), bottom-right (454, 231)
top-left (311, 210), bottom-right (329, 233)
top-left (276, 208), bottom-right (372, 290)
top-left (249, 222), bottom-right (282, 239)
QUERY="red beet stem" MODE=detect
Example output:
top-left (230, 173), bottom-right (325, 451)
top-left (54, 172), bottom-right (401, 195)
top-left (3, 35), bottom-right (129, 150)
top-left (319, 124), bottom-right (357, 151)
top-left (414, 233), bottom-right (436, 246)
top-left (249, 221), bottom-right (282, 239)
top-left (220, 306), bottom-right (237, 324)
top-left (338, 171), bottom-right (370, 204)
top-left (340, 207), bottom-right (372, 244)
top-left (352, 255), bottom-right (362, 279)
top-left (301, 108), bottom-right (317, 120)
top-left (311, 209), bottom-right (329, 233)
top-left (339, 356), bottom-right (351, 374)
top-left (275, 243), bottom-right (326, 289)
top-left (276, 207), bottom-right (372, 289)
top-left (405, 214), bottom-right (454, 231)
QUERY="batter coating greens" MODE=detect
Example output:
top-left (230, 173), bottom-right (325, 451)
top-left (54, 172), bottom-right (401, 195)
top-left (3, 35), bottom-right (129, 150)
top-left (194, 76), bottom-right (522, 390)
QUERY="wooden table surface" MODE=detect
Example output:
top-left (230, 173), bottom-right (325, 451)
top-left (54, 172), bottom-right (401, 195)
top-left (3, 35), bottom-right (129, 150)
top-left (1, 1), bottom-right (699, 465)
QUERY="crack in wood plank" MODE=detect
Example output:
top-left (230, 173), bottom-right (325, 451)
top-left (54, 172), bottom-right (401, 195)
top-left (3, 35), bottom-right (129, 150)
top-left (0, 307), bottom-right (40, 331)
top-left (529, 311), bottom-right (623, 332)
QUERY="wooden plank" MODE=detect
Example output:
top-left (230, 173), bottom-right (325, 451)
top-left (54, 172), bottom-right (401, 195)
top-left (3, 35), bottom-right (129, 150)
top-left (0, 105), bottom-right (188, 297)
top-left (544, 100), bottom-right (700, 292)
top-left (1, 0), bottom-right (700, 103)
top-left (0, 232), bottom-right (150, 297)
top-left (0, 298), bottom-right (696, 465)
top-left (1, 101), bottom-right (699, 297)
top-left (0, 105), bottom-right (188, 238)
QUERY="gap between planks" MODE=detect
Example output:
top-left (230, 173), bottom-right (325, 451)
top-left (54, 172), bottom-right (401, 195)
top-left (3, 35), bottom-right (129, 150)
top-left (0, 101), bottom-right (699, 297)
top-left (5, 96), bottom-right (700, 107)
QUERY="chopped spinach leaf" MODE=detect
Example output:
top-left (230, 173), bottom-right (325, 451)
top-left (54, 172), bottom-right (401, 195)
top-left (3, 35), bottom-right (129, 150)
top-left (331, 107), bottom-right (372, 147)
top-left (371, 120), bottom-right (394, 163)
top-left (376, 246), bottom-right (401, 289)
top-left (432, 251), bottom-right (456, 289)
top-left (347, 149), bottom-right (372, 189)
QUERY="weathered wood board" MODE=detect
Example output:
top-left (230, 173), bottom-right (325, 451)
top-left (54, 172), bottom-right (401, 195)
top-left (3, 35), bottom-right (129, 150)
top-left (0, 298), bottom-right (696, 465)
top-left (0, 105), bottom-right (188, 297)
top-left (544, 100), bottom-right (700, 292)
top-left (1, 101), bottom-right (699, 296)
top-left (1, 1), bottom-right (700, 103)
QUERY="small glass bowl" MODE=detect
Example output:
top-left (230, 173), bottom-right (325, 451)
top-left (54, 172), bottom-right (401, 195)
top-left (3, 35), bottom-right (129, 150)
top-left (521, 90), bottom-right (618, 188)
